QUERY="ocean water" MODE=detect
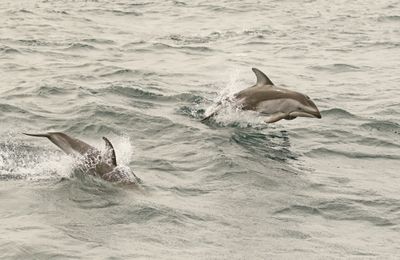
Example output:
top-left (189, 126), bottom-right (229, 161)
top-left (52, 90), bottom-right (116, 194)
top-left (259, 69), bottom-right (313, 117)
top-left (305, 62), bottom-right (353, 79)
top-left (1, 0), bottom-right (400, 258)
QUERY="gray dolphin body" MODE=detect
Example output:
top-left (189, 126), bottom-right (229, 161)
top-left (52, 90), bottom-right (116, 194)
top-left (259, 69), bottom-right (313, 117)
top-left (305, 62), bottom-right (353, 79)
top-left (202, 68), bottom-right (322, 123)
top-left (24, 132), bottom-right (140, 185)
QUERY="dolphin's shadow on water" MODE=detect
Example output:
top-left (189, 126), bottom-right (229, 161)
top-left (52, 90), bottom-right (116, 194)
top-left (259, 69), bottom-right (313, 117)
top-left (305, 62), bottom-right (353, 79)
top-left (230, 128), bottom-right (298, 162)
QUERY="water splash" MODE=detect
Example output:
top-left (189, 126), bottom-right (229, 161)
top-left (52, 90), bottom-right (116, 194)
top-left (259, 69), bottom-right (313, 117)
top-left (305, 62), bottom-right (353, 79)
top-left (0, 133), bottom-right (74, 181)
top-left (203, 69), bottom-right (266, 127)
top-left (112, 135), bottom-right (135, 166)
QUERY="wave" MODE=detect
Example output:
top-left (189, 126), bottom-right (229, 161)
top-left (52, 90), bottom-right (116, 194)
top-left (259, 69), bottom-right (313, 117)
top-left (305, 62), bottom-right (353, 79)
top-left (309, 63), bottom-right (362, 73)
top-left (176, 105), bottom-right (205, 120)
top-left (361, 121), bottom-right (400, 135)
top-left (99, 69), bottom-right (137, 78)
top-left (355, 136), bottom-right (400, 149)
top-left (110, 9), bottom-right (141, 16)
top-left (377, 15), bottom-right (400, 22)
top-left (274, 198), bottom-right (397, 226)
top-left (96, 67), bottom-right (158, 79)
top-left (373, 41), bottom-right (400, 48)
top-left (167, 31), bottom-right (235, 45)
top-left (82, 38), bottom-right (116, 45)
top-left (121, 40), bottom-right (147, 48)
top-left (305, 147), bottom-right (400, 160)
top-left (321, 108), bottom-right (356, 118)
top-left (0, 103), bottom-right (31, 115)
top-left (165, 29), bottom-right (271, 46)
top-left (0, 46), bottom-right (21, 54)
top-left (34, 85), bottom-right (71, 96)
top-left (170, 186), bottom-right (210, 196)
top-left (17, 39), bottom-right (50, 46)
top-left (152, 43), bottom-right (214, 53)
top-left (198, 4), bottom-right (240, 13)
top-left (105, 85), bottom-right (163, 99)
top-left (64, 43), bottom-right (96, 51)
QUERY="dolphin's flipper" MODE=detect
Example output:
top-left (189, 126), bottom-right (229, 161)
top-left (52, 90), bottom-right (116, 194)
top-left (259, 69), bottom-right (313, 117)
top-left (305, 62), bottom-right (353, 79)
top-left (102, 137), bottom-right (117, 167)
top-left (252, 68), bottom-right (274, 86)
top-left (264, 112), bottom-right (288, 123)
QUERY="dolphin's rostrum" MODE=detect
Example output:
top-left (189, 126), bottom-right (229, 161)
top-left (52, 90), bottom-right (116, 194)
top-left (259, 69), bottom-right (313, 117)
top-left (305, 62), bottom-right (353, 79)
top-left (202, 68), bottom-right (322, 123)
top-left (24, 132), bottom-right (140, 185)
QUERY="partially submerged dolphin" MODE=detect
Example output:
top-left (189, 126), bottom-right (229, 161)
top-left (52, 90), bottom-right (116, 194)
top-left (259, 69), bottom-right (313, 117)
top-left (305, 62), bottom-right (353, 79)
top-left (24, 132), bottom-right (140, 185)
top-left (202, 68), bottom-right (322, 123)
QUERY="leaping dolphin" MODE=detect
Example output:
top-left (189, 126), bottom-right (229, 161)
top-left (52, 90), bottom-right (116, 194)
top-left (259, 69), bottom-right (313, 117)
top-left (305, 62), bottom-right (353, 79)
top-left (24, 132), bottom-right (140, 185)
top-left (202, 68), bottom-right (322, 123)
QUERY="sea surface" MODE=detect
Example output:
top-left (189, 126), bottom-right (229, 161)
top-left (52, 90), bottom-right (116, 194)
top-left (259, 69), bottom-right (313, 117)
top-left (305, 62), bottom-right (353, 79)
top-left (1, 0), bottom-right (400, 259)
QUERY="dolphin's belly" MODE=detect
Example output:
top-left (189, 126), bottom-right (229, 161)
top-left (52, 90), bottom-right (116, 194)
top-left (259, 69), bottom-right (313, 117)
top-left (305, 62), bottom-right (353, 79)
top-left (102, 166), bottom-right (140, 184)
top-left (95, 162), bottom-right (115, 177)
top-left (255, 98), bottom-right (300, 115)
top-left (255, 99), bottom-right (284, 115)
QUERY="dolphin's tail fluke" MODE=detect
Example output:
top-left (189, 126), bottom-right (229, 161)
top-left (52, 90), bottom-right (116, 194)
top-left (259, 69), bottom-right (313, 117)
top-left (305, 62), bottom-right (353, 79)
top-left (23, 133), bottom-right (50, 138)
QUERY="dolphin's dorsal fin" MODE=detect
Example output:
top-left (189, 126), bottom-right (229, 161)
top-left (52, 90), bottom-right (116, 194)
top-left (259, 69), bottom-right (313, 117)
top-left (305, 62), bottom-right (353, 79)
top-left (252, 68), bottom-right (274, 86)
top-left (102, 137), bottom-right (117, 167)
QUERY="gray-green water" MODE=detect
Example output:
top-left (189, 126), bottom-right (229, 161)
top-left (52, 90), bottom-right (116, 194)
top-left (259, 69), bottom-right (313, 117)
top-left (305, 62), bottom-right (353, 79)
top-left (1, 0), bottom-right (400, 258)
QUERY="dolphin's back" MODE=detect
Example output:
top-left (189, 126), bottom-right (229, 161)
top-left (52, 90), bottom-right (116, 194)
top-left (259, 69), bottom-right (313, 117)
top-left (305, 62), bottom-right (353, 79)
top-left (236, 86), bottom-right (309, 110)
top-left (236, 87), bottom-right (286, 109)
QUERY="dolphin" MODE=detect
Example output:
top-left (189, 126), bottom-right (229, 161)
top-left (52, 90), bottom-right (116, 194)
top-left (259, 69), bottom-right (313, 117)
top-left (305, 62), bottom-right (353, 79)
top-left (202, 68), bottom-right (322, 123)
top-left (24, 132), bottom-right (140, 185)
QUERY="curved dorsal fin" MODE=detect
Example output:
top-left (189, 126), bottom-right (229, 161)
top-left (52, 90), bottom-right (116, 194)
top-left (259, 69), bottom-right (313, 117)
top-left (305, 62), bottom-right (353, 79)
top-left (102, 137), bottom-right (117, 166)
top-left (252, 68), bottom-right (274, 86)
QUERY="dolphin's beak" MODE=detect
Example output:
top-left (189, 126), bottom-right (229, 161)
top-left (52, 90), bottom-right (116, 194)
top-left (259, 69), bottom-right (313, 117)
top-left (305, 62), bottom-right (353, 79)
top-left (304, 109), bottom-right (321, 119)
top-left (312, 109), bottom-right (322, 119)
top-left (307, 100), bottom-right (321, 119)
top-left (289, 108), bottom-right (321, 119)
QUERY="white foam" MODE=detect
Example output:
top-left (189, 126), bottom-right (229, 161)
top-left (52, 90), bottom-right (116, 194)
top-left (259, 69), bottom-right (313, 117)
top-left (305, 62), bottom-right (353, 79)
top-left (203, 69), bottom-right (267, 127)
top-left (112, 135), bottom-right (134, 165)
top-left (92, 135), bottom-right (134, 165)
top-left (0, 133), bottom-right (74, 181)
